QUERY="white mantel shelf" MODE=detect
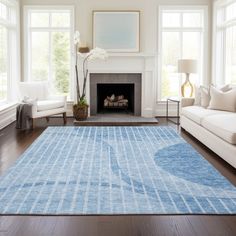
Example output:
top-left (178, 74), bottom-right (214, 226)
top-left (107, 52), bottom-right (157, 58)
top-left (79, 52), bottom-right (157, 59)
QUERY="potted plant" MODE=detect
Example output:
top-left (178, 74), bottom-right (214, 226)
top-left (73, 31), bottom-right (108, 121)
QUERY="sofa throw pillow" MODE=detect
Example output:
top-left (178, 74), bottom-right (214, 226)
top-left (200, 86), bottom-right (211, 108)
top-left (198, 84), bottom-right (232, 108)
top-left (194, 85), bottom-right (201, 106)
top-left (208, 86), bottom-right (236, 112)
top-left (219, 84), bottom-right (232, 92)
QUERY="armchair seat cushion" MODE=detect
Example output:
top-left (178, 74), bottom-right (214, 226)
top-left (37, 100), bottom-right (65, 112)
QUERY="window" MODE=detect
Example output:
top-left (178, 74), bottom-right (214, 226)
top-left (213, 0), bottom-right (236, 85)
top-left (159, 7), bottom-right (207, 100)
top-left (25, 6), bottom-right (74, 98)
top-left (0, 0), bottom-right (19, 104)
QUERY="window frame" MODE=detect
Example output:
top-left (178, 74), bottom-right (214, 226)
top-left (157, 5), bottom-right (208, 101)
top-left (0, 0), bottom-right (20, 106)
top-left (212, 0), bottom-right (236, 85)
top-left (24, 5), bottom-right (75, 100)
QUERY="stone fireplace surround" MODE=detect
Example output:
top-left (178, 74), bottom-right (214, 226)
top-left (90, 73), bottom-right (142, 116)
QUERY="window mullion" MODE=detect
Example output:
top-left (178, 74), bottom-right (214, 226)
top-left (200, 31), bottom-right (204, 85)
top-left (7, 28), bottom-right (11, 101)
top-left (48, 13), bottom-right (52, 85)
top-left (28, 28), bottom-right (33, 82)
top-left (179, 31), bottom-right (183, 97)
top-left (222, 8), bottom-right (227, 84)
top-left (179, 13), bottom-right (183, 96)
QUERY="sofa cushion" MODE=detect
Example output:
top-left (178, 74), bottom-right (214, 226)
top-left (202, 114), bottom-right (236, 144)
top-left (37, 100), bottom-right (64, 112)
top-left (181, 106), bottom-right (229, 125)
top-left (208, 86), bottom-right (236, 112)
top-left (194, 84), bottom-right (232, 108)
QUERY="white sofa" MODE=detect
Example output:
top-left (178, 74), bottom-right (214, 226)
top-left (19, 82), bottom-right (67, 128)
top-left (181, 98), bottom-right (236, 168)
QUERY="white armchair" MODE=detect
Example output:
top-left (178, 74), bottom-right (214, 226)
top-left (18, 82), bottom-right (67, 128)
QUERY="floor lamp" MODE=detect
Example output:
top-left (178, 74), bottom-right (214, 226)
top-left (178, 59), bottom-right (197, 98)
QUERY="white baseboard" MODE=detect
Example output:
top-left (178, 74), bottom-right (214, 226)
top-left (0, 114), bottom-right (16, 130)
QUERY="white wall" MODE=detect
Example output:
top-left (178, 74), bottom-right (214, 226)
top-left (20, 0), bottom-right (212, 51)
top-left (20, 0), bottom-right (213, 116)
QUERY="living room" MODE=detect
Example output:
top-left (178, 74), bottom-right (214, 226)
top-left (0, 0), bottom-right (236, 235)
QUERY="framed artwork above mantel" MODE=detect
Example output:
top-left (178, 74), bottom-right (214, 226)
top-left (93, 10), bottom-right (140, 52)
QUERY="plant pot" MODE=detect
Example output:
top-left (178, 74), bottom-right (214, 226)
top-left (73, 105), bottom-right (89, 121)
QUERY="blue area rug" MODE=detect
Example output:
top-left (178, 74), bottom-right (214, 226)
top-left (0, 126), bottom-right (236, 215)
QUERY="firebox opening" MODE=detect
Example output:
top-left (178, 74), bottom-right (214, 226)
top-left (97, 83), bottom-right (135, 114)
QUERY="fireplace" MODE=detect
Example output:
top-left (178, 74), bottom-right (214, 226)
top-left (97, 83), bottom-right (134, 113)
top-left (90, 73), bottom-right (141, 116)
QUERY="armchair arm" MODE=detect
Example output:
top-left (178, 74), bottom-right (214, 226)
top-left (181, 98), bottom-right (195, 108)
top-left (31, 100), bottom-right (38, 117)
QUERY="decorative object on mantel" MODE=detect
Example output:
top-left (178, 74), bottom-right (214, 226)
top-left (79, 42), bottom-right (90, 53)
top-left (73, 31), bottom-right (108, 121)
top-left (178, 59), bottom-right (198, 98)
top-left (93, 11), bottom-right (140, 52)
top-left (79, 47), bottom-right (90, 53)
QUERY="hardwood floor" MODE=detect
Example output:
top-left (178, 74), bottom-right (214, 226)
top-left (0, 117), bottom-right (236, 236)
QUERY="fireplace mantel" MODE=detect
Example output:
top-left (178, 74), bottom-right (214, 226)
top-left (81, 52), bottom-right (157, 118)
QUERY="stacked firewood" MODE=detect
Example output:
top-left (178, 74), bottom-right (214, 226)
top-left (104, 94), bottom-right (128, 107)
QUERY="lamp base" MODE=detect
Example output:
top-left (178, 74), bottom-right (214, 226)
top-left (181, 73), bottom-right (194, 98)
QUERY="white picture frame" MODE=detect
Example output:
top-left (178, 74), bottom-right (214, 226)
top-left (93, 11), bottom-right (140, 52)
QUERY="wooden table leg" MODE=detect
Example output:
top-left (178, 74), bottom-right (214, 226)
top-left (63, 112), bottom-right (67, 125)
top-left (31, 118), bottom-right (35, 129)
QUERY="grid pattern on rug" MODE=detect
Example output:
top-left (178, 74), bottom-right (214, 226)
top-left (0, 126), bottom-right (236, 215)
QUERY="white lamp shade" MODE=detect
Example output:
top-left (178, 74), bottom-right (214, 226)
top-left (178, 59), bottom-right (198, 74)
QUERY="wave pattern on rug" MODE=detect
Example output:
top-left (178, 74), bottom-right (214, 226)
top-left (0, 126), bottom-right (236, 215)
